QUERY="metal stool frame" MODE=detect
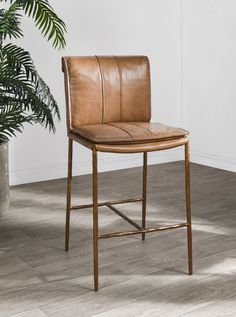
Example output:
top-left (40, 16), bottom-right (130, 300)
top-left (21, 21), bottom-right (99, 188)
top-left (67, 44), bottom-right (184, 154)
top-left (65, 138), bottom-right (192, 291)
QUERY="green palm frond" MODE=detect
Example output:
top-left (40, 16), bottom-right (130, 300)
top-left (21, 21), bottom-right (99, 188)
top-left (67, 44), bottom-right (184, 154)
top-left (0, 2), bottom-right (23, 43)
top-left (0, 0), bottom-right (66, 143)
top-left (1, 77), bottom-right (57, 130)
top-left (0, 104), bottom-right (33, 143)
top-left (22, 0), bottom-right (66, 49)
top-left (1, 44), bottom-right (36, 80)
top-left (0, 44), bottom-right (60, 135)
top-left (1, 0), bottom-right (66, 48)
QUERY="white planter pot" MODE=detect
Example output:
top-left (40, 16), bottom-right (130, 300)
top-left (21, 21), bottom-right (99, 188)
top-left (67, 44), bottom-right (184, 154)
top-left (0, 142), bottom-right (9, 217)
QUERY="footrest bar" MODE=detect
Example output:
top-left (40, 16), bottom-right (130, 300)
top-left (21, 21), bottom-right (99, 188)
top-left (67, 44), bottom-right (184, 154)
top-left (70, 197), bottom-right (143, 211)
top-left (98, 223), bottom-right (189, 239)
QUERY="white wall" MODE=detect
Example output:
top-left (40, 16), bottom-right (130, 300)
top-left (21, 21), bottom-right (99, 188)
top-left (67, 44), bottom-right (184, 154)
top-left (10, 0), bottom-right (236, 185)
top-left (9, 0), bottom-right (183, 185)
top-left (183, 0), bottom-right (236, 171)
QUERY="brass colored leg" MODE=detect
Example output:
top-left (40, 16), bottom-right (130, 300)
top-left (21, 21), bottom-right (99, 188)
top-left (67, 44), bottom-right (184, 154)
top-left (92, 147), bottom-right (99, 291)
top-left (185, 141), bottom-right (193, 275)
top-left (65, 138), bottom-right (73, 252)
top-left (142, 152), bottom-right (147, 240)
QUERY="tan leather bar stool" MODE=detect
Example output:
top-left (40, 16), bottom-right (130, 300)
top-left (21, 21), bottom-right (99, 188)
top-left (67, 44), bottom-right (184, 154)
top-left (62, 56), bottom-right (192, 291)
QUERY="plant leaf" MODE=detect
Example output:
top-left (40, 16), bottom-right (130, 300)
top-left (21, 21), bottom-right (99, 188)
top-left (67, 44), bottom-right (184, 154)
top-left (0, 43), bottom-right (60, 141)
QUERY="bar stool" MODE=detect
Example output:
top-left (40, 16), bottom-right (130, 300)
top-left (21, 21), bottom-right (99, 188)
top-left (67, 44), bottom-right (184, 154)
top-left (62, 56), bottom-right (192, 291)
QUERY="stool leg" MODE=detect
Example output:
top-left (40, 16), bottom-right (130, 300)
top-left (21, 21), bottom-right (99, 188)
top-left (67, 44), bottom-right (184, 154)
top-left (65, 138), bottom-right (73, 252)
top-left (92, 147), bottom-right (99, 291)
top-left (185, 141), bottom-right (193, 275)
top-left (142, 152), bottom-right (148, 240)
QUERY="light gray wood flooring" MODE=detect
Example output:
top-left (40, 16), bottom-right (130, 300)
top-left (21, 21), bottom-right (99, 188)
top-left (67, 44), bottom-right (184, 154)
top-left (0, 162), bottom-right (236, 316)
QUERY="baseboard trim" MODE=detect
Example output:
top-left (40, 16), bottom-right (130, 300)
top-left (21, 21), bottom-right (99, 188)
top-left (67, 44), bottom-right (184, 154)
top-left (10, 148), bottom-right (182, 186)
top-left (191, 151), bottom-right (236, 173)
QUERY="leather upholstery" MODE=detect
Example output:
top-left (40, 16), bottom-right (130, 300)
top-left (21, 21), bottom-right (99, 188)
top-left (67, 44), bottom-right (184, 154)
top-left (62, 55), bottom-right (189, 153)
top-left (95, 136), bottom-right (188, 153)
top-left (72, 122), bottom-right (188, 144)
top-left (68, 132), bottom-right (188, 153)
top-left (62, 56), bottom-right (151, 128)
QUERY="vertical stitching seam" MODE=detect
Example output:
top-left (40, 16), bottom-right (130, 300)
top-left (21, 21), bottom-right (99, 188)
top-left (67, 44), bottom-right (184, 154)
top-left (95, 56), bottom-right (104, 123)
top-left (114, 56), bottom-right (122, 121)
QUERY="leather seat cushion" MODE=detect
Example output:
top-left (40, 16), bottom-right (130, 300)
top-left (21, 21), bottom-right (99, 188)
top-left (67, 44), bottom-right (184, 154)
top-left (72, 122), bottom-right (189, 144)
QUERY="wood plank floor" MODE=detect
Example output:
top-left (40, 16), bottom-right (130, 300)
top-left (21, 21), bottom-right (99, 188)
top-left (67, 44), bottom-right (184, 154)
top-left (0, 161), bottom-right (236, 317)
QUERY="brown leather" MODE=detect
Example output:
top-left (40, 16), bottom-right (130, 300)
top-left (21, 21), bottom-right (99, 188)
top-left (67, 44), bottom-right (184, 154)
top-left (68, 132), bottom-right (94, 150)
top-left (95, 136), bottom-right (188, 153)
top-left (62, 56), bottom-right (151, 129)
top-left (68, 132), bottom-right (188, 153)
top-left (72, 122), bottom-right (188, 144)
top-left (62, 55), bottom-right (189, 153)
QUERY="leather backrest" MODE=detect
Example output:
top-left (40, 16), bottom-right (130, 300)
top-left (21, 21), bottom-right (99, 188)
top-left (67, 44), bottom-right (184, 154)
top-left (62, 56), bottom-right (151, 130)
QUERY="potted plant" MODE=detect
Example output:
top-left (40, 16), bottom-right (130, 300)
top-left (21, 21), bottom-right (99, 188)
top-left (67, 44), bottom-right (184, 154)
top-left (0, 0), bottom-right (66, 216)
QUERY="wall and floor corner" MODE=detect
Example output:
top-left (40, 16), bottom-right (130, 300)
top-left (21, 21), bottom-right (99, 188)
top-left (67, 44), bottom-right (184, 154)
top-left (182, 0), bottom-right (236, 172)
top-left (9, 0), bottom-right (236, 186)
